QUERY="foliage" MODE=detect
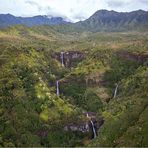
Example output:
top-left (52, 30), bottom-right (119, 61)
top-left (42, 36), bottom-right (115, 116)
top-left (0, 25), bottom-right (148, 147)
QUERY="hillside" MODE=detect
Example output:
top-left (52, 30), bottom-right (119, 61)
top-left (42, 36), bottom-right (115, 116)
top-left (74, 10), bottom-right (148, 32)
top-left (0, 25), bottom-right (148, 147)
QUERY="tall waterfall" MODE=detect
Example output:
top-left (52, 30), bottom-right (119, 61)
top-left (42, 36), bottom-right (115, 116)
top-left (87, 113), bottom-right (97, 138)
top-left (61, 52), bottom-right (64, 67)
top-left (87, 113), bottom-right (89, 118)
top-left (56, 80), bottom-right (60, 96)
top-left (90, 120), bottom-right (97, 138)
top-left (113, 83), bottom-right (119, 98)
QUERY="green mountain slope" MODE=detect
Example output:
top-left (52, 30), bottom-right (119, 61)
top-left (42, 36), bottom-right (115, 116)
top-left (53, 10), bottom-right (148, 33)
top-left (0, 26), bottom-right (83, 147)
top-left (74, 10), bottom-right (148, 32)
top-left (0, 25), bottom-right (148, 147)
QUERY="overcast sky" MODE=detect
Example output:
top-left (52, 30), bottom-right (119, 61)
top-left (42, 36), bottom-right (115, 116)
top-left (0, 0), bottom-right (148, 22)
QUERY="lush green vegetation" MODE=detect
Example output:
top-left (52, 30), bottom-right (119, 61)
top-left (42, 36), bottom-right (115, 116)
top-left (0, 25), bottom-right (148, 147)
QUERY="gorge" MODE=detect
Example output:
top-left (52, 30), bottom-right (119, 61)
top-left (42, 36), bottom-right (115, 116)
top-left (54, 50), bottom-right (104, 140)
top-left (0, 20), bottom-right (147, 146)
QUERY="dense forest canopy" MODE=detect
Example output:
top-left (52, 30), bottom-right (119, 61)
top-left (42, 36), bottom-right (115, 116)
top-left (0, 9), bottom-right (148, 147)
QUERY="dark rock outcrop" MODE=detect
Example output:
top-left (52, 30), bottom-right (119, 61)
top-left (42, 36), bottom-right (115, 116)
top-left (116, 51), bottom-right (148, 64)
top-left (64, 122), bottom-right (89, 133)
top-left (52, 50), bottom-right (85, 68)
top-left (64, 112), bottom-right (104, 136)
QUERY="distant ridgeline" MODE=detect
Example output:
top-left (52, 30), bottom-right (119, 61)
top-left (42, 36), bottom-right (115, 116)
top-left (0, 10), bottom-right (148, 32)
top-left (0, 14), bottom-right (70, 27)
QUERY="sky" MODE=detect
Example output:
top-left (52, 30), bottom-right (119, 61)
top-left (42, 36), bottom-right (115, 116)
top-left (0, 0), bottom-right (148, 22)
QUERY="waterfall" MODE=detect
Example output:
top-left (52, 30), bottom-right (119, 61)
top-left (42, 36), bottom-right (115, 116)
top-left (86, 113), bottom-right (97, 138)
top-left (56, 80), bottom-right (60, 96)
top-left (90, 120), bottom-right (97, 138)
top-left (113, 83), bottom-right (119, 98)
top-left (87, 113), bottom-right (89, 118)
top-left (61, 52), bottom-right (64, 67)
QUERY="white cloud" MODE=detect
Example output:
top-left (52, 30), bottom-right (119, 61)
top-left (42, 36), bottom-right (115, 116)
top-left (0, 0), bottom-right (147, 22)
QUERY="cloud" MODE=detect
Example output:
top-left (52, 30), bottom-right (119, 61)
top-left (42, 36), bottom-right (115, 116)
top-left (25, 0), bottom-right (39, 6)
top-left (73, 14), bottom-right (87, 21)
top-left (106, 0), bottom-right (127, 8)
top-left (25, 0), bottom-right (42, 11)
top-left (0, 0), bottom-right (147, 22)
top-left (25, 0), bottom-right (66, 17)
top-left (139, 0), bottom-right (148, 4)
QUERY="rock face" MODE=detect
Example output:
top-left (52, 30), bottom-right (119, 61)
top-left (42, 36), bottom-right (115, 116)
top-left (84, 112), bottom-right (104, 135)
top-left (64, 112), bottom-right (104, 136)
top-left (116, 51), bottom-right (148, 64)
top-left (52, 51), bottom-right (85, 68)
top-left (64, 123), bottom-right (89, 133)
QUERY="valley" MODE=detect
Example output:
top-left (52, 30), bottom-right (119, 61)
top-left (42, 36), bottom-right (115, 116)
top-left (0, 24), bottom-right (148, 147)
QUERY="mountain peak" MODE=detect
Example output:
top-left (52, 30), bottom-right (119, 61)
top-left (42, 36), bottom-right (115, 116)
top-left (75, 9), bottom-right (148, 32)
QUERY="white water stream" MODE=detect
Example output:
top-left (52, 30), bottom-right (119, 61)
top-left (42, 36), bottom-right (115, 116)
top-left (56, 80), bottom-right (60, 96)
top-left (113, 83), bottom-right (119, 98)
top-left (61, 52), bottom-right (64, 67)
top-left (87, 113), bottom-right (97, 138)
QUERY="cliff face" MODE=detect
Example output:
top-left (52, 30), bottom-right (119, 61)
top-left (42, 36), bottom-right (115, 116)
top-left (116, 51), bottom-right (148, 64)
top-left (52, 51), bottom-right (85, 68)
top-left (64, 112), bottom-right (104, 139)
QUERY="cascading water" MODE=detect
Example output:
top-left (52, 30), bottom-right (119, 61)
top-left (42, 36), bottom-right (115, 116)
top-left (86, 113), bottom-right (97, 139)
top-left (87, 113), bottom-right (89, 118)
top-left (90, 120), bottom-right (97, 138)
top-left (113, 83), bottom-right (119, 98)
top-left (56, 80), bottom-right (60, 96)
top-left (61, 52), bottom-right (64, 67)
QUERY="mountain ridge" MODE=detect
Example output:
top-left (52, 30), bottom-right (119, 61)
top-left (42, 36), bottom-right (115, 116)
top-left (73, 9), bottom-right (148, 32)
top-left (0, 10), bottom-right (148, 32)
top-left (0, 13), bottom-right (70, 27)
